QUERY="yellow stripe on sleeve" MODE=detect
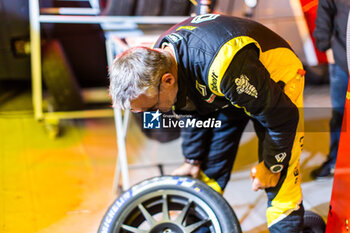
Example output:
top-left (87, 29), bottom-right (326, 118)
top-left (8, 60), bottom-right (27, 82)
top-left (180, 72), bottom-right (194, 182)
top-left (208, 36), bottom-right (260, 96)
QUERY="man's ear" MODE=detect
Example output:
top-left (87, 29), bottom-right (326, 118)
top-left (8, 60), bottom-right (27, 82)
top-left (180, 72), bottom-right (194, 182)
top-left (161, 73), bottom-right (176, 87)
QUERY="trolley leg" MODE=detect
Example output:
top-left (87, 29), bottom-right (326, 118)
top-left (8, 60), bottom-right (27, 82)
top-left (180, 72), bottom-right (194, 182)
top-left (29, 0), bottom-right (44, 120)
top-left (113, 107), bottom-right (130, 193)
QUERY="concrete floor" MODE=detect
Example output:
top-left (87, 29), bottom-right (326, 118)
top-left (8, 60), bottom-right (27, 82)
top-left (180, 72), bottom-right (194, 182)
top-left (0, 84), bottom-right (334, 232)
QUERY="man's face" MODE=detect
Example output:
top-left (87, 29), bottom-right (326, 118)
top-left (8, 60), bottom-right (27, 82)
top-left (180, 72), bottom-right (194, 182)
top-left (130, 73), bottom-right (178, 113)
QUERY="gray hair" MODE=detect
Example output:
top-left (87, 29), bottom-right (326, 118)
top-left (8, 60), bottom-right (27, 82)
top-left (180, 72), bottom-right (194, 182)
top-left (109, 46), bottom-right (173, 109)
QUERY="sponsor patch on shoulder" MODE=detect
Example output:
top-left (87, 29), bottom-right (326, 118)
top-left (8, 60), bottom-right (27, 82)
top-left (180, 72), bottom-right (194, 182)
top-left (167, 33), bottom-right (183, 43)
top-left (235, 74), bottom-right (258, 98)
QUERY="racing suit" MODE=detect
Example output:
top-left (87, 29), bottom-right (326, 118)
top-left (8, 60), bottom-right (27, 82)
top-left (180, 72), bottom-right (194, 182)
top-left (154, 14), bottom-right (305, 232)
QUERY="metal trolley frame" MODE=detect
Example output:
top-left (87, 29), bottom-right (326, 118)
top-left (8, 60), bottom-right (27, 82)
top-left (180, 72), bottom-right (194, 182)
top-left (28, 0), bottom-right (186, 192)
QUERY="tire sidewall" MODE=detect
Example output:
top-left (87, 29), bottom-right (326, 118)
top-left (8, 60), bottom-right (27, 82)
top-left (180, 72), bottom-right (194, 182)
top-left (98, 176), bottom-right (241, 233)
top-left (303, 210), bottom-right (326, 233)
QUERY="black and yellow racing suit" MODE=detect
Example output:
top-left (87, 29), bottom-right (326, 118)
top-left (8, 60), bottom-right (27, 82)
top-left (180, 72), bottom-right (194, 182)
top-left (154, 14), bottom-right (305, 232)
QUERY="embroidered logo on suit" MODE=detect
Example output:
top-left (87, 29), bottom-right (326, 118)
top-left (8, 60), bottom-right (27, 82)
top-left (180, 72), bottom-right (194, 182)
top-left (235, 75), bottom-right (258, 98)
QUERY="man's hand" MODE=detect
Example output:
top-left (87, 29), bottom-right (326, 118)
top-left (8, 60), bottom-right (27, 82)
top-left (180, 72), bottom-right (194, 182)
top-left (250, 161), bottom-right (281, 191)
top-left (171, 162), bottom-right (200, 178)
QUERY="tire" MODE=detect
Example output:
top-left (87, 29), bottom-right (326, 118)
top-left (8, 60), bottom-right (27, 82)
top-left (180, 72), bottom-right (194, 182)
top-left (102, 0), bottom-right (136, 16)
top-left (161, 0), bottom-right (191, 16)
top-left (303, 210), bottom-right (326, 233)
top-left (303, 64), bottom-right (329, 85)
top-left (98, 176), bottom-right (242, 233)
top-left (42, 40), bottom-right (84, 111)
top-left (134, 0), bottom-right (162, 16)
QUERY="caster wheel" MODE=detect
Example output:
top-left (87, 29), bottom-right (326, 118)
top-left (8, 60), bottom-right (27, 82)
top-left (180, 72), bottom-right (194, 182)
top-left (44, 118), bottom-right (60, 139)
top-left (303, 210), bottom-right (326, 233)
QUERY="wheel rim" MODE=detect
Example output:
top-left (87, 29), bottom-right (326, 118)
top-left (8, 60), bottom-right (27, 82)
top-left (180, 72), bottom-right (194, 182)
top-left (113, 189), bottom-right (222, 233)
